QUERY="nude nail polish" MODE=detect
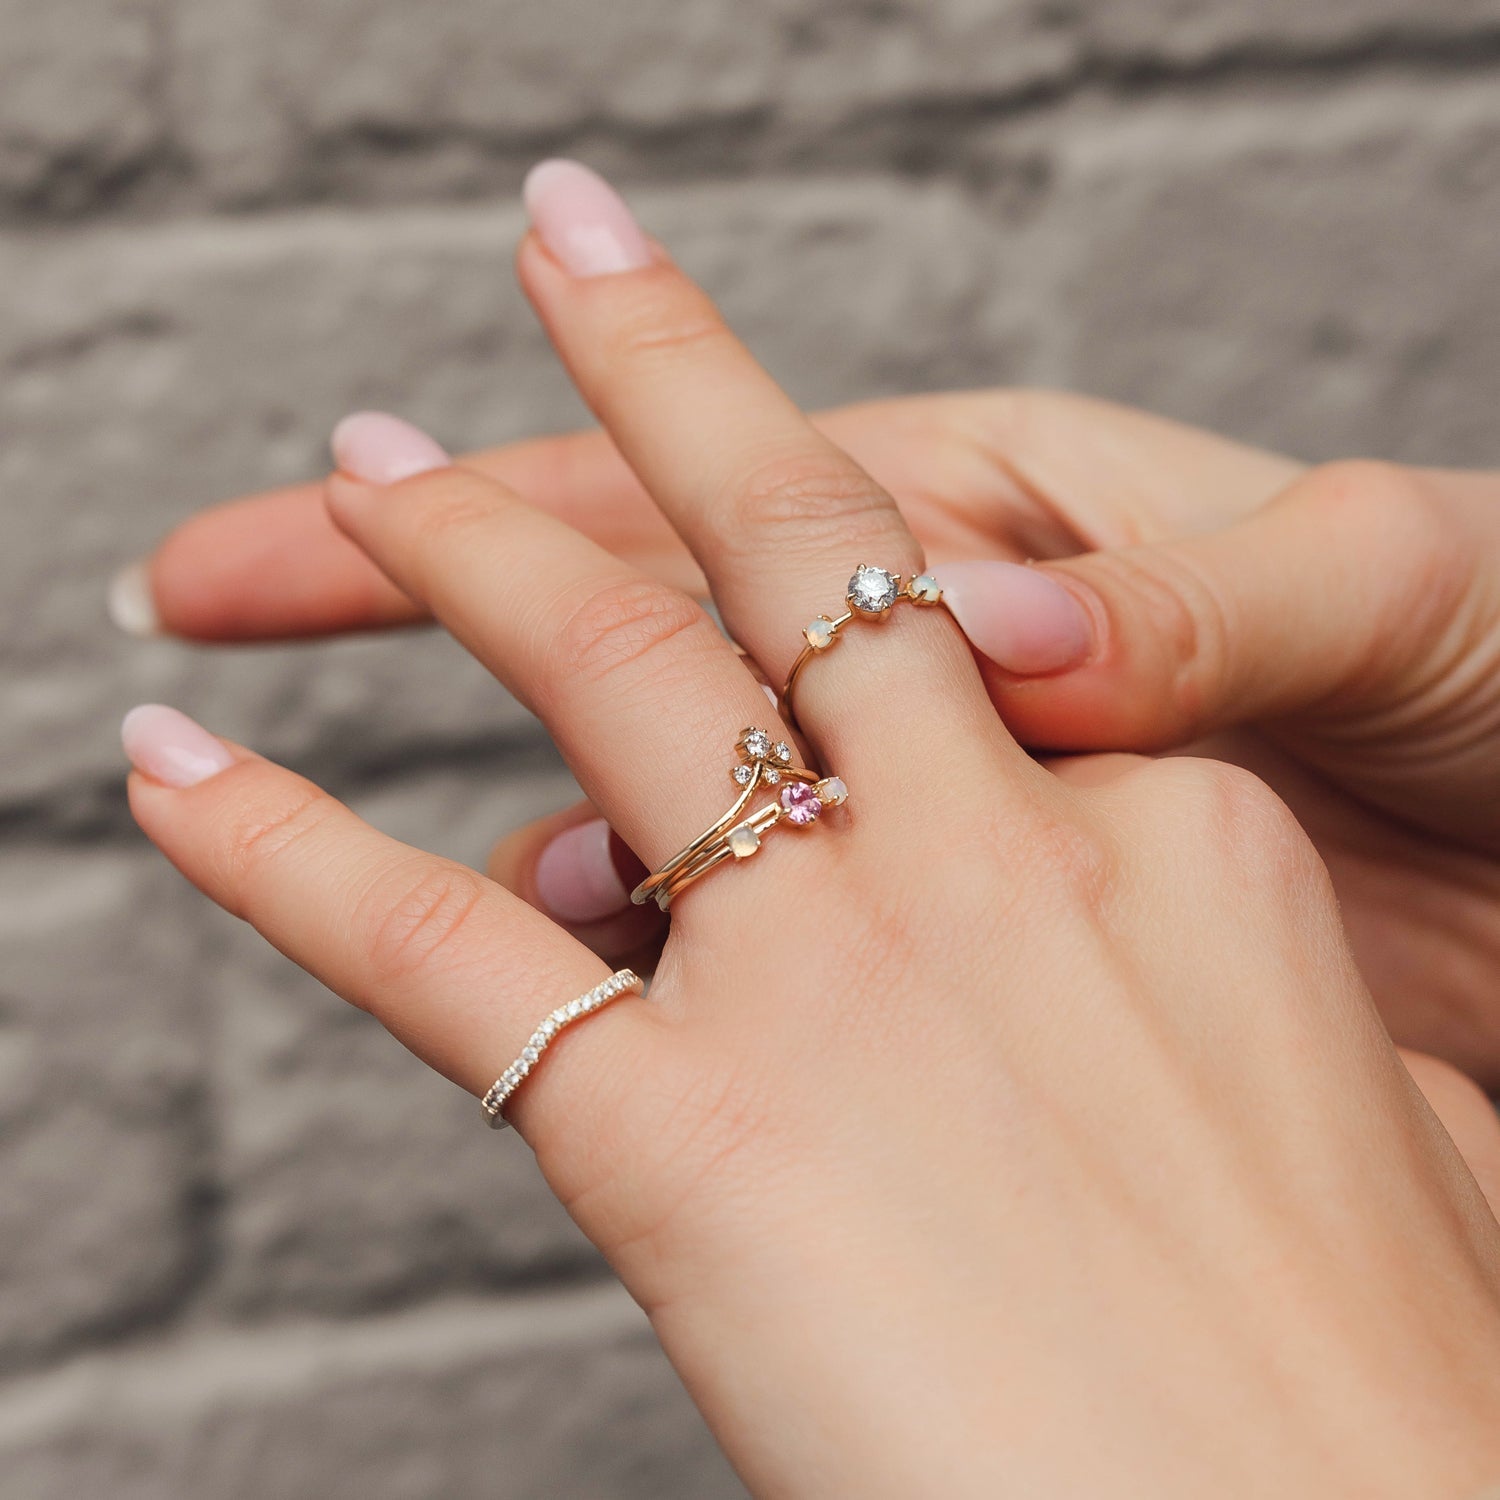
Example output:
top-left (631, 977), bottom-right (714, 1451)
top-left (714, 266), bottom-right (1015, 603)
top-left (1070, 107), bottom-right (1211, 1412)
top-left (121, 704), bottom-right (235, 788)
top-left (940, 560), bottom-right (1095, 675)
top-left (535, 819), bottom-right (635, 923)
top-left (108, 562), bottom-right (161, 637)
top-left (331, 412), bottom-right (451, 485)
top-left (523, 159), bottom-right (654, 278)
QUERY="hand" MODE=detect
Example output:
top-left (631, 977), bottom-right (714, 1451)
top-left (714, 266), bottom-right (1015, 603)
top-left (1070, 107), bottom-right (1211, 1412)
top-left (127, 374), bottom-right (1500, 1094)
top-left (125, 162), bottom-right (1500, 1497)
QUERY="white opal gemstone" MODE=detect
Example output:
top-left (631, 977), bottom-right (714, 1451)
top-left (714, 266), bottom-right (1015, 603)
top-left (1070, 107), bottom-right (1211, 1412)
top-left (847, 565), bottom-right (899, 614)
top-left (908, 574), bottom-right (941, 604)
top-left (728, 825), bottom-right (761, 858)
top-left (818, 776), bottom-right (848, 806)
top-left (804, 617), bottom-right (836, 649)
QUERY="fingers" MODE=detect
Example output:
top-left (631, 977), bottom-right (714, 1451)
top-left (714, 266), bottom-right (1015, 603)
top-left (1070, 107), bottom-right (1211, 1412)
top-left (517, 160), bottom-right (1001, 779)
top-left (1400, 1049), bottom-right (1500, 1216)
top-left (486, 800), bottom-right (666, 969)
top-left (949, 462), bottom-right (1499, 762)
top-left (131, 428), bottom-right (700, 641)
top-left (122, 705), bottom-right (656, 1148)
top-left (324, 412), bottom-right (787, 871)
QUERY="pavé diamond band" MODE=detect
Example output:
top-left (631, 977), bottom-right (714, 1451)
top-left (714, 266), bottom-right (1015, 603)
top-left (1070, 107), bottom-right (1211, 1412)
top-left (481, 968), bottom-right (643, 1130)
top-left (778, 564), bottom-right (947, 732)
top-left (630, 727), bottom-right (848, 912)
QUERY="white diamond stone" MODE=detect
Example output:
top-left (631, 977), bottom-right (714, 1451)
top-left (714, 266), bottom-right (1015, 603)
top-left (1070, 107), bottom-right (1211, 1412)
top-left (908, 574), bottom-right (941, 604)
top-left (848, 565), bottom-right (899, 614)
top-left (742, 728), bottom-right (771, 759)
top-left (818, 776), bottom-right (848, 806)
top-left (804, 617), bottom-right (836, 649)
top-left (764, 768), bottom-right (781, 785)
top-left (522, 1047), bottom-right (539, 1063)
top-left (732, 763), bottom-right (754, 785)
top-left (728, 825), bottom-right (761, 858)
top-left (568, 999), bottom-right (584, 1017)
top-left (773, 741), bottom-right (792, 763)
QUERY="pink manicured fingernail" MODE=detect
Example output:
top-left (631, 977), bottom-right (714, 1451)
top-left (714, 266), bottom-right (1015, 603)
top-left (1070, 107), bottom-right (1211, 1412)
top-left (940, 561), bottom-right (1095, 675)
top-left (535, 819), bottom-right (633, 923)
top-left (523, 159), bottom-right (654, 278)
top-left (121, 704), bottom-right (235, 788)
top-left (331, 412), bottom-right (451, 485)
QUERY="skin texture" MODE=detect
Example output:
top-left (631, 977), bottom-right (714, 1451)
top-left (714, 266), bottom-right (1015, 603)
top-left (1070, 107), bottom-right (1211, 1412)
top-left (122, 166), bottom-right (1500, 1495)
top-left (145, 387), bottom-right (1500, 1089)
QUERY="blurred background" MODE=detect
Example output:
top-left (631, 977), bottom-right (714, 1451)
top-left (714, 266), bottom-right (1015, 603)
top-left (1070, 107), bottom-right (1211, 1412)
top-left (5, 2), bottom-right (1500, 1495)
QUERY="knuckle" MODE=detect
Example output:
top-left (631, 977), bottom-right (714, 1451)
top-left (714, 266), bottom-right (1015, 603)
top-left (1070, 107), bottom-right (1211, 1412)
top-left (225, 784), bottom-right (338, 891)
top-left (548, 576), bottom-right (712, 687)
top-left (1082, 546), bottom-right (1233, 740)
top-left (1138, 757), bottom-right (1315, 874)
top-left (717, 447), bottom-right (905, 562)
top-left (357, 859), bottom-right (490, 988)
top-left (401, 474), bottom-right (505, 556)
top-left (602, 282), bottom-right (733, 368)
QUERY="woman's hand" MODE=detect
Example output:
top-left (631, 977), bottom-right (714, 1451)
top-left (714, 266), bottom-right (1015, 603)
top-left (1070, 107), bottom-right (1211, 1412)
top-left (125, 162), bottom-right (1500, 1497)
top-left (127, 381), bottom-right (1500, 1091)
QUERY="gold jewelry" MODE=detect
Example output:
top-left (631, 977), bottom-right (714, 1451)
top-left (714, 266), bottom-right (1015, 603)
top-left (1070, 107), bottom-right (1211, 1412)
top-left (631, 727), bottom-right (848, 911)
top-left (481, 969), bottom-right (643, 1130)
top-left (779, 564), bottom-right (947, 731)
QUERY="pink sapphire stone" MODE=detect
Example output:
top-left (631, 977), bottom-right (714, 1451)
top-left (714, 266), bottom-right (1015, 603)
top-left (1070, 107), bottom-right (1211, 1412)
top-left (781, 783), bottom-right (822, 826)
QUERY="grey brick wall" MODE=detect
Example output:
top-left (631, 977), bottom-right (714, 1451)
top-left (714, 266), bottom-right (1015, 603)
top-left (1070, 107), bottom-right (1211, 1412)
top-left (5, 4), bottom-right (1499, 1495)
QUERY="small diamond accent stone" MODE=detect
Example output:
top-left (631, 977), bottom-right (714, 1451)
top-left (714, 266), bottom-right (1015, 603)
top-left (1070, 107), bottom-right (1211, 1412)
top-left (907, 574), bottom-right (941, 604)
top-left (568, 999), bottom-right (584, 1017)
top-left (741, 727), bottom-right (772, 760)
top-left (728, 825), bottom-right (761, 858)
top-left (764, 768), bottom-right (781, 785)
top-left (847, 564), bottom-right (899, 614)
top-left (781, 783), bottom-right (823, 825)
top-left (817, 776), bottom-right (848, 806)
top-left (732, 763), bottom-right (754, 785)
top-left (522, 1046), bottom-right (539, 1063)
top-left (804, 617), bottom-right (837, 649)
top-left (773, 741), bottom-right (792, 763)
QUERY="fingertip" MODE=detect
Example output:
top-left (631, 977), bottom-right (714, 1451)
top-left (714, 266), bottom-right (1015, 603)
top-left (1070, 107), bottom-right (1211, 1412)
top-left (121, 703), bottom-right (237, 789)
top-left (940, 560), bottom-right (1096, 676)
top-left (331, 411), bottom-right (451, 486)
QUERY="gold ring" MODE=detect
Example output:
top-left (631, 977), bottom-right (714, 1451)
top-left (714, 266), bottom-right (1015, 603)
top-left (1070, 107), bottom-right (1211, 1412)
top-left (631, 726), bottom-right (848, 911)
top-left (778, 564), bottom-right (947, 732)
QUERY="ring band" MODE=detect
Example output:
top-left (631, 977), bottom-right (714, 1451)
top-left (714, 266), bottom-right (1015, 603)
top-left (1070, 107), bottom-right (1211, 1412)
top-left (632, 727), bottom-right (848, 911)
top-left (481, 968), bottom-right (643, 1130)
top-left (779, 564), bottom-right (947, 731)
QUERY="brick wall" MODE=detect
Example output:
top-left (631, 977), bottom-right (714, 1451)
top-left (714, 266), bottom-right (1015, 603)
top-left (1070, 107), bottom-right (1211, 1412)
top-left (6, 4), bottom-right (1500, 1494)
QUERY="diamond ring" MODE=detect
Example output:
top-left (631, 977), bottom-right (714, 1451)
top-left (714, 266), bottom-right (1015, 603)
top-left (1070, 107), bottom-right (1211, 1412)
top-left (778, 564), bottom-right (947, 732)
top-left (482, 968), bottom-right (644, 1130)
top-left (630, 727), bottom-right (848, 911)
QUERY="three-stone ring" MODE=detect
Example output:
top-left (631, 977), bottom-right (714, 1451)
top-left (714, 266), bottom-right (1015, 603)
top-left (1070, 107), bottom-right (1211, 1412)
top-left (777, 564), bottom-right (947, 731)
top-left (631, 727), bottom-right (848, 911)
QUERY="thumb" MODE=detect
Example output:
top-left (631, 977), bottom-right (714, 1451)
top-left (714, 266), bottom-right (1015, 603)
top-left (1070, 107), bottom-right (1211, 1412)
top-left (944, 460), bottom-right (1498, 755)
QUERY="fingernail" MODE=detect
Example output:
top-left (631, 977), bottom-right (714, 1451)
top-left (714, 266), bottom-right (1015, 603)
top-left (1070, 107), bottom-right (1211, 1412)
top-left (523, 159), bottom-right (654, 278)
top-left (121, 704), bottom-right (235, 788)
top-left (940, 561), bottom-right (1094, 675)
top-left (331, 412), bottom-right (450, 485)
top-left (108, 562), bottom-right (160, 637)
top-left (535, 818), bottom-right (636, 924)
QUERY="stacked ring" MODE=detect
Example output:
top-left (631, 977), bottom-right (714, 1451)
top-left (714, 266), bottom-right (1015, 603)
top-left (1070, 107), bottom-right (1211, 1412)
top-left (631, 726), bottom-right (848, 911)
top-left (778, 563), bottom-right (948, 731)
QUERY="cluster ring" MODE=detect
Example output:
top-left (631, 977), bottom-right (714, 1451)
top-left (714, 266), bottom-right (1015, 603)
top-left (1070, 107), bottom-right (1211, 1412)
top-left (631, 726), bottom-right (848, 911)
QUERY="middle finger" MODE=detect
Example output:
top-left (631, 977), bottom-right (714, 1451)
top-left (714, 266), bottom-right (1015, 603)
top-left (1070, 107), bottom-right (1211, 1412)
top-left (517, 160), bottom-right (1011, 784)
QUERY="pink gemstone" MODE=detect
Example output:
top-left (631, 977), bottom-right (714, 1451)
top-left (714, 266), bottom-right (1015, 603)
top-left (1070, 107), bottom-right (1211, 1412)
top-left (780, 783), bottom-right (822, 826)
